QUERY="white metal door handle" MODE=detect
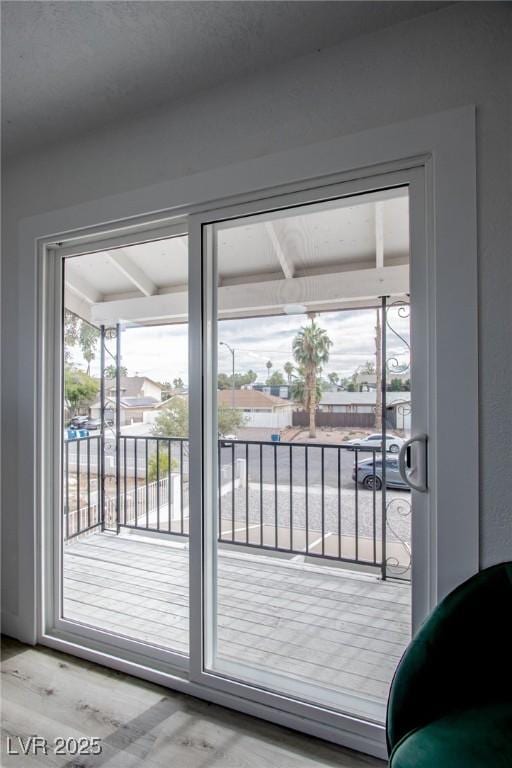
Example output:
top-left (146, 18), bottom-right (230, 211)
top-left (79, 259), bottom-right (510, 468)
top-left (398, 433), bottom-right (428, 492)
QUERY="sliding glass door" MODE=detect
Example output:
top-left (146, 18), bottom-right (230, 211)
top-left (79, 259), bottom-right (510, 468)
top-left (192, 172), bottom-right (429, 726)
top-left (47, 166), bottom-right (434, 750)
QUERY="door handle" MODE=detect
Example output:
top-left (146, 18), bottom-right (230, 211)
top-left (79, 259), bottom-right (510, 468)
top-left (398, 433), bottom-right (428, 492)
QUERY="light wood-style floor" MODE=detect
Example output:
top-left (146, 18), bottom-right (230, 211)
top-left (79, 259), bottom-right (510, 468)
top-left (62, 532), bottom-right (410, 722)
top-left (1, 636), bottom-right (385, 767)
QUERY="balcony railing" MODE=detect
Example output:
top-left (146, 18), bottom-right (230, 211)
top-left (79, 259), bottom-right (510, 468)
top-left (63, 434), bottom-right (411, 579)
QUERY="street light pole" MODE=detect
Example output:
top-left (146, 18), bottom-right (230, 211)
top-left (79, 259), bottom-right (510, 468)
top-left (220, 341), bottom-right (235, 408)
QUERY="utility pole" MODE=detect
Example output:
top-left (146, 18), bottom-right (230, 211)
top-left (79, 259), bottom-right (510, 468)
top-left (375, 308), bottom-right (382, 429)
top-left (220, 341), bottom-right (235, 408)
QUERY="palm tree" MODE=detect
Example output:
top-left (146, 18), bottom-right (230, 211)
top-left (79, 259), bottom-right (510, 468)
top-left (292, 320), bottom-right (332, 438)
top-left (284, 361), bottom-right (294, 384)
top-left (79, 322), bottom-right (99, 376)
top-left (361, 360), bottom-right (376, 375)
top-left (291, 365), bottom-right (324, 414)
top-left (265, 360), bottom-right (273, 382)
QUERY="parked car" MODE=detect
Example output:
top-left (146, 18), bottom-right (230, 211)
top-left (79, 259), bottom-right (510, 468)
top-left (69, 416), bottom-right (100, 431)
top-left (219, 433), bottom-right (237, 445)
top-left (82, 418), bottom-right (101, 431)
top-left (343, 433), bottom-right (404, 453)
top-left (69, 415), bottom-right (88, 428)
top-left (352, 456), bottom-right (409, 490)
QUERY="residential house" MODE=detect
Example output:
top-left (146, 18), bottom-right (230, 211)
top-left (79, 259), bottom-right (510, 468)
top-left (105, 376), bottom-right (164, 401)
top-left (218, 389), bottom-right (293, 429)
top-left (352, 371), bottom-right (409, 391)
top-left (319, 391), bottom-right (412, 430)
top-left (90, 376), bottom-right (164, 425)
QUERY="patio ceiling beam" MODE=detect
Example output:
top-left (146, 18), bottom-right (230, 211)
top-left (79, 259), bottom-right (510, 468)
top-left (107, 250), bottom-right (157, 297)
top-left (264, 222), bottom-right (294, 279)
top-left (64, 290), bottom-right (93, 324)
top-left (65, 272), bottom-right (103, 304)
top-left (91, 263), bottom-right (408, 326)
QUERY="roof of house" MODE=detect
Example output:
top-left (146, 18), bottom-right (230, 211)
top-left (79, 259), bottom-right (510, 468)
top-left (92, 395), bottom-right (160, 409)
top-left (105, 376), bottom-right (164, 396)
top-left (120, 396), bottom-right (160, 408)
top-left (217, 389), bottom-right (291, 409)
top-left (153, 394), bottom-right (187, 409)
top-left (320, 391), bottom-right (412, 406)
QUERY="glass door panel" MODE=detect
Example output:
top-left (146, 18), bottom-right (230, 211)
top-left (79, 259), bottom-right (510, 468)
top-left (202, 188), bottom-right (412, 722)
top-left (61, 233), bottom-right (190, 656)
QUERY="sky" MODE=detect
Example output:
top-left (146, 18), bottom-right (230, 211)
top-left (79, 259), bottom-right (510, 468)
top-left (74, 306), bottom-right (410, 384)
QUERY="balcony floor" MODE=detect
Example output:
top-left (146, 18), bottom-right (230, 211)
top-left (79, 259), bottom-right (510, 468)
top-left (63, 531), bottom-right (410, 721)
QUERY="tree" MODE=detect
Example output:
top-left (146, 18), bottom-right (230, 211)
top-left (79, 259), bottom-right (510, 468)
top-left (245, 369), bottom-right (258, 386)
top-left (79, 322), bottom-right (100, 375)
top-left (147, 448), bottom-right (178, 482)
top-left (64, 310), bottom-right (99, 370)
top-left (152, 397), bottom-right (188, 437)
top-left (267, 370), bottom-right (285, 386)
top-left (218, 370), bottom-right (258, 390)
top-left (64, 368), bottom-right (99, 416)
top-left (217, 373), bottom-right (232, 390)
top-left (284, 361), bottom-right (294, 384)
top-left (64, 311), bottom-right (80, 357)
top-left (172, 377), bottom-right (185, 391)
top-left (388, 377), bottom-right (411, 392)
top-left (152, 397), bottom-right (246, 439)
top-left (218, 404), bottom-right (247, 436)
top-left (328, 372), bottom-right (339, 386)
top-left (104, 364), bottom-right (128, 379)
top-left (265, 360), bottom-right (273, 378)
top-left (388, 378), bottom-right (403, 392)
top-left (360, 360), bottom-right (376, 375)
top-left (292, 320), bottom-right (332, 438)
top-left (290, 367), bottom-right (324, 413)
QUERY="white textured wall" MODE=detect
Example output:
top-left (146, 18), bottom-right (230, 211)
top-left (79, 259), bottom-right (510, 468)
top-left (2, 3), bottom-right (511, 632)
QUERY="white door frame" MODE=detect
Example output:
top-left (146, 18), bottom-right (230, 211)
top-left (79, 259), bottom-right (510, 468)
top-left (187, 165), bottom-right (430, 749)
top-left (13, 106), bottom-right (477, 760)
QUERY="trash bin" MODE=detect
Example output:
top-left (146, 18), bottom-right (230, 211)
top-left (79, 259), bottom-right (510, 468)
top-left (270, 433), bottom-right (281, 442)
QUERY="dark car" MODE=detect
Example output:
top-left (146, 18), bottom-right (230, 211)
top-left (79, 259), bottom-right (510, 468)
top-left (352, 456), bottom-right (409, 491)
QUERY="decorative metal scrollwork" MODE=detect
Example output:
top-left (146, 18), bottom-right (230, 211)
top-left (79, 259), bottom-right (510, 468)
top-left (385, 300), bottom-right (410, 376)
top-left (385, 496), bottom-right (412, 577)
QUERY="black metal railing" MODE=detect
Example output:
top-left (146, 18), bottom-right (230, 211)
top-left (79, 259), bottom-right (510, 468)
top-left (217, 439), bottom-right (384, 572)
top-left (117, 436), bottom-right (188, 536)
top-left (63, 434), bottom-right (102, 539)
top-left (63, 434), bottom-right (410, 579)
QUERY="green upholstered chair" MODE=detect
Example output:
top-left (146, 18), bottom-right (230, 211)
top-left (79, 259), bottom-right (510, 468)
top-left (387, 562), bottom-right (512, 767)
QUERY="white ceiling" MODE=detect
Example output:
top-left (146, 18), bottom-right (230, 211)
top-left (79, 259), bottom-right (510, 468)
top-left (2, 1), bottom-right (449, 158)
top-left (216, 193), bottom-right (409, 281)
top-left (65, 188), bottom-right (409, 325)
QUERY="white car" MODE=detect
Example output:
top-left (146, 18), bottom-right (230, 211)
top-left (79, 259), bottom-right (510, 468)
top-left (344, 433), bottom-right (404, 454)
